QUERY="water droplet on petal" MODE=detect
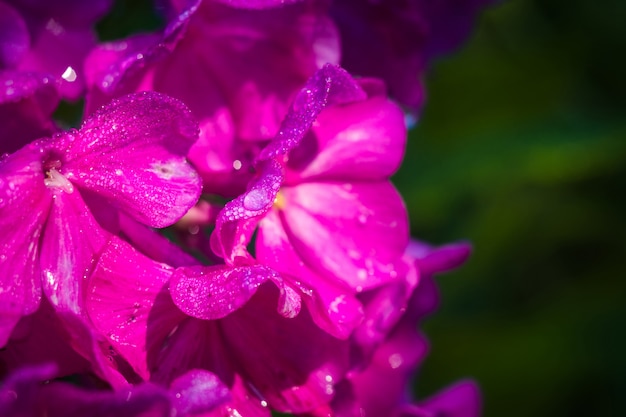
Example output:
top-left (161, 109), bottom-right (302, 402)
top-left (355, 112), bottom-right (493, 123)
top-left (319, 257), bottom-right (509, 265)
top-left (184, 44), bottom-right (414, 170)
top-left (243, 189), bottom-right (270, 211)
top-left (61, 66), bottom-right (77, 82)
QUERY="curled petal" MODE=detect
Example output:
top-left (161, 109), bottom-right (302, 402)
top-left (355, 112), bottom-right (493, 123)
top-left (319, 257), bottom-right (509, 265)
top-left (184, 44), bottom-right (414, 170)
top-left (62, 91), bottom-right (202, 228)
top-left (170, 264), bottom-right (298, 320)
top-left (257, 64), bottom-right (366, 162)
top-left (212, 159), bottom-right (283, 262)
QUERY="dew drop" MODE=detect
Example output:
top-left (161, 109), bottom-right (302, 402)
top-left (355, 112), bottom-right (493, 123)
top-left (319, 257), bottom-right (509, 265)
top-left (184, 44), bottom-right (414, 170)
top-left (243, 189), bottom-right (270, 211)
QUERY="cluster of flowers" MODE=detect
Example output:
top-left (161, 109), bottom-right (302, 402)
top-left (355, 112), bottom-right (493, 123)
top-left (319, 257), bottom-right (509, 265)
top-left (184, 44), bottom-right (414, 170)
top-left (0, 0), bottom-right (488, 416)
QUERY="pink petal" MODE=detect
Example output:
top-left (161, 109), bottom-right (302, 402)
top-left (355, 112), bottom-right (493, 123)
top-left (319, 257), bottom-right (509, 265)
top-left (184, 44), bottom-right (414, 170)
top-left (40, 189), bottom-right (109, 314)
top-left (170, 264), bottom-right (297, 320)
top-left (86, 237), bottom-right (187, 380)
top-left (257, 64), bottom-right (366, 163)
top-left (0, 144), bottom-right (50, 345)
top-left (285, 94), bottom-right (407, 183)
top-left (257, 209), bottom-right (363, 339)
top-left (280, 181), bottom-right (409, 291)
top-left (212, 159), bottom-right (283, 263)
top-left (61, 91), bottom-right (201, 228)
top-left (408, 240), bottom-right (472, 276)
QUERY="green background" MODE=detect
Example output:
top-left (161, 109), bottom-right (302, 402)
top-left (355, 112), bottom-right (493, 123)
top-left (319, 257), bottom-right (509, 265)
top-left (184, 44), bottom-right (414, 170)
top-left (393, 1), bottom-right (626, 416)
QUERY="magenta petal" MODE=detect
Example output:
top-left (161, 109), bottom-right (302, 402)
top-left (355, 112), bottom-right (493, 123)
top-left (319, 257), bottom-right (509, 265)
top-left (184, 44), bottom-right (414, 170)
top-left (40, 189), bottom-right (109, 314)
top-left (86, 237), bottom-right (186, 380)
top-left (257, 209), bottom-right (364, 339)
top-left (0, 71), bottom-right (60, 154)
top-left (62, 91), bottom-right (201, 228)
top-left (170, 369), bottom-right (231, 415)
top-left (170, 264), bottom-right (283, 320)
top-left (0, 299), bottom-right (91, 378)
top-left (416, 380), bottom-right (482, 417)
top-left (281, 181), bottom-right (409, 290)
top-left (286, 95), bottom-right (407, 182)
top-left (212, 159), bottom-right (283, 262)
top-left (257, 64), bottom-right (366, 162)
top-left (0, 145), bottom-right (50, 345)
top-left (408, 240), bottom-right (472, 276)
top-left (0, 2), bottom-right (29, 67)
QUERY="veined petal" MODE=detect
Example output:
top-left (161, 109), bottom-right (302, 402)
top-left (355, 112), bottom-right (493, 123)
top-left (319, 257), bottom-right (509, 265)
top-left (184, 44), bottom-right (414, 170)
top-left (40, 189), bottom-right (109, 315)
top-left (281, 181), bottom-right (409, 291)
top-left (285, 95), bottom-right (407, 183)
top-left (86, 237), bottom-right (187, 380)
top-left (0, 144), bottom-right (50, 345)
top-left (62, 91), bottom-right (201, 228)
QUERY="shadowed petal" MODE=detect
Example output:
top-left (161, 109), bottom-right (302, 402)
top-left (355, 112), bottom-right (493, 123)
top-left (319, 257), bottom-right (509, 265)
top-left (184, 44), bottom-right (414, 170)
top-left (170, 369), bottom-right (231, 415)
top-left (0, 70), bottom-right (59, 155)
top-left (0, 2), bottom-right (29, 68)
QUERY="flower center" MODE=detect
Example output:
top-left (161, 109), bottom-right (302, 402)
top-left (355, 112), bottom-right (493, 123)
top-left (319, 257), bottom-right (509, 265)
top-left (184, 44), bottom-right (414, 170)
top-left (43, 156), bottom-right (74, 194)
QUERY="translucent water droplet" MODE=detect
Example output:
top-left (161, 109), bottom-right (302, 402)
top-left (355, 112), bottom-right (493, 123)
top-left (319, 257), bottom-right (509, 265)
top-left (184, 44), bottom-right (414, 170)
top-left (357, 214), bottom-right (368, 225)
top-left (243, 189), bottom-right (270, 211)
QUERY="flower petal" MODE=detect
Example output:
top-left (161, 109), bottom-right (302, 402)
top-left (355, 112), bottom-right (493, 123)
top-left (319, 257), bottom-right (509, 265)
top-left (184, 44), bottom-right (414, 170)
top-left (62, 91), bottom-right (201, 228)
top-left (257, 209), bottom-right (363, 339)
top-left (285, 95), bottom-right (407, 183)
top-left (416, 380), bottom-right (482, 417)
top-left (86, 237), bottom-right (186, 380)
top-left (170, 264), bottom-right (286, 320)
top-left (0, 144), bottom-right (50, 345)
top-left (40, 189), bottom-right (109, 315)
top-left (281, 181), bottom-right (409, 291)
top-left (211, 159), bottom-right (283, 263)
top-left (0, 2), bottom-right (29, 68)
top-left (222, 284), bottom-right (350, 413)
top-left (256, 64), bottom-right (366, 163)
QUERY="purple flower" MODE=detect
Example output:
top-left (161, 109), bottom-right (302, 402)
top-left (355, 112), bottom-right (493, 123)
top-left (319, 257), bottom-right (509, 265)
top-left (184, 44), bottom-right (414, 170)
top-left (85, 0), bottom-right (339, 197)
top-left (0, 91), bottom-right (201, 347)
top-left (0, 363), bottom-right (232, 417)
top-left (209, 64), bottom-right (410, 339)
top-left (85, 236), bottom-right (350, 415)
top-left (329, 241), bottom-right (479, 417)
top-left (0, 0), bottom-right (113, 99)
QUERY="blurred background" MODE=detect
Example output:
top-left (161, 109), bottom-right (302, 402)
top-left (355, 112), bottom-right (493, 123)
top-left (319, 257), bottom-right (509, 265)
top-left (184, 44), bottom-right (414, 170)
top-left (393, 1), bottom-right (626, 416)
top-left (76, 0), bottom-right (626, 416)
